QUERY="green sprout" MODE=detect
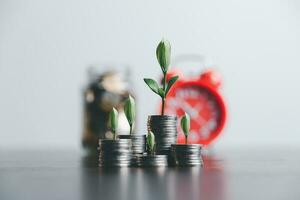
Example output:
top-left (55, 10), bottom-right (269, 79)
top-left (144, 39), bottom-right (179, 115)
top-left (124, 95), bottom-right (135, 135)
top-left (181, 112), bottom-right (190, 144)
top-left (146, 131), bottom-right (155, 155)
top-left (108, 107), bottom-right (118, 140)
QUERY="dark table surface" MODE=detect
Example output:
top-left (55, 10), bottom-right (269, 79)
top-left (0, 147), bottom-right (299, 200)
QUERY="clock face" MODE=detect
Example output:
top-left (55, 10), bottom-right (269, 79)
top-left (164, 84), bottom-right (224, 145)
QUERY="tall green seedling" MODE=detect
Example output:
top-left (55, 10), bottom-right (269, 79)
top-left (144, 39), bottom-right (179, 115)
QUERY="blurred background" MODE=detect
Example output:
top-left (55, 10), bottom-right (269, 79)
top-left (0, 0), bottom-right (299, 151)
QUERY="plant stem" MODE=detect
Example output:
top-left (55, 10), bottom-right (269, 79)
top-left (161, 72), bottom-right (167, 115)
top-left (161, 98), bottom-right (165, 115)
top-left (129, 125), bottom-right (133, 135)
top-left (185, 136), bottom-right (188, 144)
top-left (113, 130), bottom-right (116, 140)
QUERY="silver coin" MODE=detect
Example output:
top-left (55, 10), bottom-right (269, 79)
top-left (99, 146), bottom-right (131, 150)
top-left (99, 149), bottom-right (131, 153)
top-left (99, 163), bottom-right (132, 167)
top-left (148, 120), bottom-right (177, 123)
top-left (118, 135), bottom-right (146, 139)
top-left (148, 119), bottom-right (177, 122)
top-left (99, 144), bottom-right (131, 148)
top-left (99, 139), bottom-right (131, 144)
top-left (100, 153), bottom-right (132, 158)
top-left (171, 151), bottom-right (202, 156)
top-left (148, 115), bottom-right (177, 119)
top-left (148, 126), bottom-right (177, 130)
top-left (174, 155), bottom-right (202, 159)
top-left (177, 157), bottom-right (202, 161)
top-left (100, 141), bottom-right (131, 145)
top-left (117, 135), bottom-right (146, 155)
top-left (99, 160), bottom-right (133, 164)
top-left (171, 144), bottom-right (202, 149)
top-left (137, 155), bottom-right (168, 167)
top-left (99, 154), bottom-right (132, 158)
top-left (151, 131), bottom-right (177, 135)
top-left (177, 159), bottom-right (203, 164)
top-left (99, 157), bottom-right (132, 160)
top-left (177, 163), bottom-right (203, 167)
top-left (148, 122), bottom-right (177, 128)
top-left (150, 129), bottom-right (177, 132)
top-left (99, 145), bottom-right (131, 148)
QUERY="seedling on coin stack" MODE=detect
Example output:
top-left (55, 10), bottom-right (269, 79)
top-left (181, 112), bottom-right (190, 144)
top-left (137, 131), bottom-right (168, 167)
top-left (144, 39), bottom-right (179, 116)
top-left (124, 95), bottom-right (135, 135)
top-left (118, 95), bottom-right (146, 155)
top-left (145, 39), bottom-right (179, 155)
top-left (171, 113), bottom-right (203, 167)
top-left (98, 107), bottom-right (133, 167)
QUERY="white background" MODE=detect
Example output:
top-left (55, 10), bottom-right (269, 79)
top-left (0, 0), bottom-right (299, 150)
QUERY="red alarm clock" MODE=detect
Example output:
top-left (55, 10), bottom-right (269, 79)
top-left (162, 68), bottom-right (227, 146)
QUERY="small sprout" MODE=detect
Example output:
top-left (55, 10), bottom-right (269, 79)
top-left (108, 107), bottom-right (118, 140)
top-left (146, 131), bottom-right (155, 155)
top-left (124, 95), bottom-right (135, 135)
top-left (144, 39), bottom-right (179, 115)
top-left (181, 112), bottom-right (190, 144)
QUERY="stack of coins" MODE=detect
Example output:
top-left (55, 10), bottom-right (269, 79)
top-left (136, 155), bottom-right (168, 167)
top-left (98, 139), bottom-right (133, 167)
top-left (118, 135), bottom-right (146, 155)
top-left (147, 115), bottom-right (177, 154)
top-left (171, 144), bottom-right (203, 166)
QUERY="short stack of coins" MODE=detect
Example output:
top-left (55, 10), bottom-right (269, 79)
top-left (118, 135), bottom-right (146, 155)
top-left (136, 155), bottom-right (168, 167)
top-left (171, 144), bottom-right (203, 166)
top-left (98, 139), bottom-right (133, 167)
top-left (147, 115), bottom-right (177, 154)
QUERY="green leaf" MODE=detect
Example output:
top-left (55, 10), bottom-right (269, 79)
top-left (165, 75), bottom-right (179, 95)
top-left (156, 39), bottom-right (171, 73)
top-left (181, 112), bottom-right (190, 137)
top-left (109, 107), bottom-right (118, 136)
top-left (144, 78), bottom-right (160, 95)
top-left (158, 88), bottom-right (165, 98)
top-left (147, 131), bottom-right (155, 154)
top-left (124, 95), bottom-right (135, 127)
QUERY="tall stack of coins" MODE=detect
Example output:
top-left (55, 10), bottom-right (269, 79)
top-left (136, 155), bottom-right (168, 167)
top-left (171, 144), bottom-right (203, 166)
top-left (118, 135), bottom-right (146, 155)
top-left (147, 115), bottom-right (177, 154)
top-left (99, 139), bottom-right (133, 167)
